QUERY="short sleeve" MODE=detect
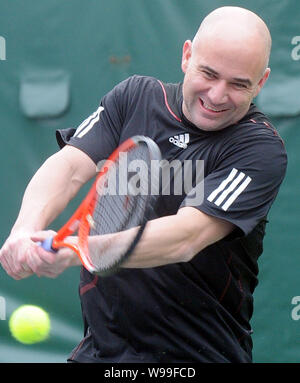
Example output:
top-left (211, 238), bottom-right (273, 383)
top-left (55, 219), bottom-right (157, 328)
top-left (181, 133), bottom-right (287, 236)
top-left (56, 77), bottom-right (136, 164)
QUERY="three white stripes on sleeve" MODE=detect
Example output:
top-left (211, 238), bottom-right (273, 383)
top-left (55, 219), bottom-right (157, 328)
top-left (73, 106), bottom-right (104, 138)
top-left (207, 168), bottom-right (252, 211)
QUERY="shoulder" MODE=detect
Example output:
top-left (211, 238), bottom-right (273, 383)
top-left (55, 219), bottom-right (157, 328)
top-left (106, 75), bottom-right (165, 109)
top-left (113, 75), bottom-right (181, 99)
top-left (235, 104), bottom-right (283, 141)
top-left (213, 104), bottom-right (287, 177)
top-left (221, 104), bottom-right (286, 152)
top-left (114, 75), bottom-right (162, 93)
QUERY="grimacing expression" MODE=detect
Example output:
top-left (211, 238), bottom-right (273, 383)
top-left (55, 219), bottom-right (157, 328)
top-left (181, 38), bottom-right (270, 131)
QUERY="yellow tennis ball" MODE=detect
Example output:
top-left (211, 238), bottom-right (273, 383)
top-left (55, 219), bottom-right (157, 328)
top-left (9, 305), bottom-right (51, 344)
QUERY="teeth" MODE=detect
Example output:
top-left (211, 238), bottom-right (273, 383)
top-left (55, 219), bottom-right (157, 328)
top-left (203, 101), bottom-right (225, 112)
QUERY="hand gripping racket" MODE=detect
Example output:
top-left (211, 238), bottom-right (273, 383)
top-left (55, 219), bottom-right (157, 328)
top-left (39, 136), bottom-right (161, 276)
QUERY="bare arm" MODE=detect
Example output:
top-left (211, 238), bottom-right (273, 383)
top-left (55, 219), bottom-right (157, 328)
top-left (122, 207), bottom-right (234, 268)
top-left (88, 206), bottom-right (235, 270)
top-left (12, 145), bottom-right (96, 233)
top-left (0, 145), bottom-right (96, 279)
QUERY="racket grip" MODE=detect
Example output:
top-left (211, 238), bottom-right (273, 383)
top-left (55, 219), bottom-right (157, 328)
top-left (37, 237), bottom-right (57, 253)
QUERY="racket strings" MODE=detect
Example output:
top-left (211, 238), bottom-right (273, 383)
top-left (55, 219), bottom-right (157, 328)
top-left (87, 143), bottom-right (153, 272)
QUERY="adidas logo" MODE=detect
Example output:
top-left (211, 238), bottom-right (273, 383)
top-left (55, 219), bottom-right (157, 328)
top-left (169, 133), bottom-right (190, 149)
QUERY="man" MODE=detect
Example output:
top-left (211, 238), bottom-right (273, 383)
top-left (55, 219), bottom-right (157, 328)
top-left (0, 6), bottom-right (287, 362)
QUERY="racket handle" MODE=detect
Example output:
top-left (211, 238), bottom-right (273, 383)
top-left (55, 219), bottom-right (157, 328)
top-left (37, 237), bottom-right (57, 253)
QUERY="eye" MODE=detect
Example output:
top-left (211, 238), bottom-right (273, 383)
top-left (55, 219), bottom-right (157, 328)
top-left (202, 71), bottom-right (216, 79)
top-left (233, 82), bottom-right (248, 89)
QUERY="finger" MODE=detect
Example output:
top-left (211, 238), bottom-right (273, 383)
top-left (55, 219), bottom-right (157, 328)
top-left (0, 245), bottom-right (20, 278)
top-left (0, 238), bottom-right (34, 280)
top-left (27, 246), bottom-right (61, 277)
top-left (36, 245), bottom-right (58, 264)
top-left (1, 257), bottom-right (33, 280)
top-left (31, 230), bottom-right (57, 242)
top-left (12, 258), bottom-right (34, 279)
top-left (0, 253), bottom-right (14, 277)
top-left (25, 247), bottom-right (47, 277)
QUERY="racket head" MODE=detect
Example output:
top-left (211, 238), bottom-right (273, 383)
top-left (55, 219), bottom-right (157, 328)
top-left (72, 135), bottom-right (161, 276)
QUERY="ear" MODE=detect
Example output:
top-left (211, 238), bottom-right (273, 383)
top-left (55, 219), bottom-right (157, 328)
top-left (254, 67), bottom-right (271, 98)
top-left (181, 40), bottom-right (192, 73)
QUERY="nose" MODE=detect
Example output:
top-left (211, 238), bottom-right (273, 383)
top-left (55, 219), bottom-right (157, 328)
top-left (207, 80), bottom-right (228, 105)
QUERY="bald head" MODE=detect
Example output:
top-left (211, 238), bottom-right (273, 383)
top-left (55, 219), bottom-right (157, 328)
top-left (181, 6), bottom-right (272, 131)
top-left (193, 7), bottom-right (272, 73)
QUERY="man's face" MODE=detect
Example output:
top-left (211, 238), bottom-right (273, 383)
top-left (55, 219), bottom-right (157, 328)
top-left (181, 37), bottom-right (270, 131)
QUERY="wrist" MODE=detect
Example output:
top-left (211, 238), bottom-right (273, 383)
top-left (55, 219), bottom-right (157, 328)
top-left (9, 228), bottom-right (34, 239)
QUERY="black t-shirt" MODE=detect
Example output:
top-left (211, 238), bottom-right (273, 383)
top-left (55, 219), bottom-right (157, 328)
top-left (56, 75), bottom-right (287, 363)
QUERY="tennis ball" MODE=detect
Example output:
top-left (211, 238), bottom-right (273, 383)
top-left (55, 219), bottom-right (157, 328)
top-left (9, 305), bottom-right (51, 344)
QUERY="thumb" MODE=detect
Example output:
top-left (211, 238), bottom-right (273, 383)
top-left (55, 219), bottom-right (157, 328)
top-left (31, 230), bottom-right (57, 242)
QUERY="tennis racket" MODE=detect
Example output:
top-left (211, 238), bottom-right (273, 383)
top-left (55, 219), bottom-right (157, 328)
top-left (39, 135), bottom-right (161, 276)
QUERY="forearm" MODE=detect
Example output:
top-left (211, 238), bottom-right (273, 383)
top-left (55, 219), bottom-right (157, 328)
top-left (122, 215), bottom-right (193, 268)
top-left (12, 156), bottom-right (76, 234)
top-left (88, 215), bottom-right (191, 270)
top-left (119, 207), bottom-right (234, 269)
top-left (11, 146), bottom-right (95, 235)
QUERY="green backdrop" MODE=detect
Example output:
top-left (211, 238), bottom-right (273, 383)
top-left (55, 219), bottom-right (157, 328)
top-left (0, 0), bottom-right (299, 363)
